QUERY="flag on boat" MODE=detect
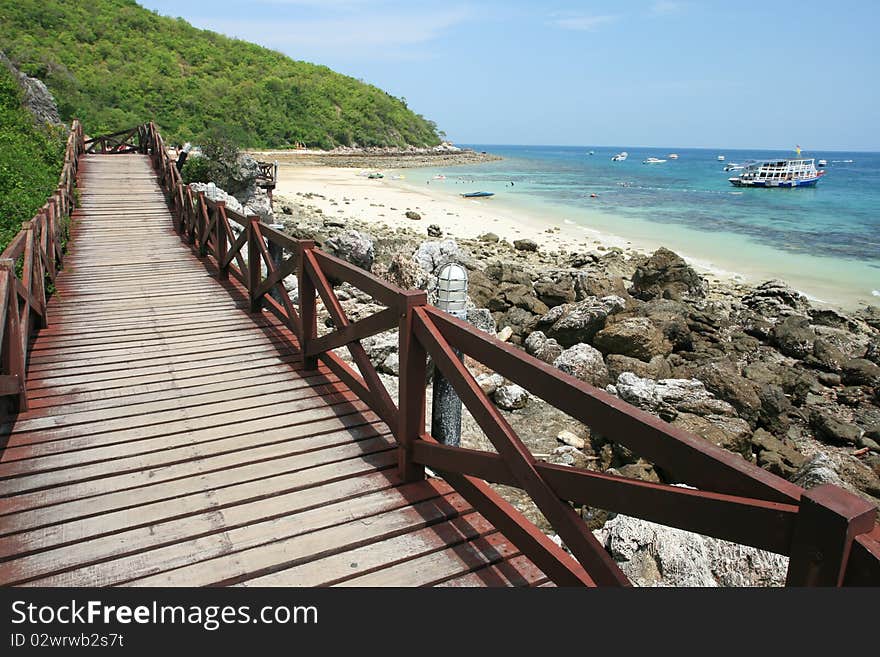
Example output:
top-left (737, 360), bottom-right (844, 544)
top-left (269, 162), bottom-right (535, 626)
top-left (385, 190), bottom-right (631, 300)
top-left (795, 145), bottom-right (801, 156)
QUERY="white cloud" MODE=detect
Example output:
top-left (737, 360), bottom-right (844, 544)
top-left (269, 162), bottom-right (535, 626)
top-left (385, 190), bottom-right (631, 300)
top-left (550, 13), bottom-right (619, 31)
top-left (650, 1), bottom-right (685, 15)
top-left (187, 7), bottom-right (471, 59)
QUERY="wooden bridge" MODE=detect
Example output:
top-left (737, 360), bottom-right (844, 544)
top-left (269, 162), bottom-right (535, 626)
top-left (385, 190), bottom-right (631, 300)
top-left (0, 122), bottom-right (878, 587)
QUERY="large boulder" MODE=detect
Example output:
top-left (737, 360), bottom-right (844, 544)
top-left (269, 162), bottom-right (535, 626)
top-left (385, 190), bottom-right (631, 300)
top-left (412, 239), bottom-right (466, 276)
top-left (613, 372), bottom-right (737, 418)
top-left (593, 317), bottom-right (672, 362)
top-left (809, 409), bottom-right (863, 445)
top-left (742, 280), bottom-right (811, 319)
top-left (534, 295), bottom-right (626, 347)
top-left (751, 428), bottom-right (806, 479)
top-left (692, 361), bottom-right (763, 427)
top-left (0, 52), bottom-right (62, 126)
top-left (605, 354), bottom-right (672, 382)
top-left (671, 413), bottom-right (752, 457)
top-left (771, 315), bottom-right (816, 360)
top-left (524, 331), bottom-right (564, 364)
top-left (533, 276), bottom-right (576, 307)
top-left (594, 513), bottom-right (788, 587)
top-left (842, 358), bottom-right (880, 387)
top-left (324, 230), bottom-right (374, 271)
top-left (494, 384), bottom-right (529, 410)
top-left (552, 343), bottom-right (609, 387)
top-left (630, 247), bottom-right (705, 301)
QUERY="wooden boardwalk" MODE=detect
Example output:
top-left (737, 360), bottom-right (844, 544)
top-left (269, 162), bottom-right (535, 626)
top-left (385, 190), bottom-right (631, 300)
top-left (0, 154), bottom-right (548, 587)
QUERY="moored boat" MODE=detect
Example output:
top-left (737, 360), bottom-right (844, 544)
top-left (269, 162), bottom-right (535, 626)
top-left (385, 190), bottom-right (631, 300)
top-left (611, 151), bottom-right (628, 161)
top-left (642, 157), bottom-right (667, 164)
top-left (667, 153), bottom-right (679, 159)
top-left (717, 155), bottom-right (726, 161)
top-left (461, 191), bottom-right (494, 198)
top-left (728, 158), bottom-right (826, 188)
top-left (818, 159), bottom-right (827, 166)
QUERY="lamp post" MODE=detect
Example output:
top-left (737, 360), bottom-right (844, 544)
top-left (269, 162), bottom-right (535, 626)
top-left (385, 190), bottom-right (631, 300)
top-left (432, 263), bottom-right (468, 447)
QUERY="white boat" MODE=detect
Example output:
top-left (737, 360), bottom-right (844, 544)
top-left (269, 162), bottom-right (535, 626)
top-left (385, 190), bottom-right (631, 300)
top-left (728, 158), bottom-right (826, 188)
top-left (667, 153), bottom-right (679, 159)
top-left (611, 151), bottom-right (628, 161)
top-left (817, 159), bottom-right (827, 166)
top-left (717, 155), bottom-right (726, 161)
top-left (587, 150), bottom-right (595, 155)
top-left (642, 157), bottom-right (667, 164)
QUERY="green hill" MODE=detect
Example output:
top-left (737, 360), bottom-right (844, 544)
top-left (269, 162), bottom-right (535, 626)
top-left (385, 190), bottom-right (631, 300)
top-left (0, 64), bottom-right (64, 250)
top-left (0, 0), bottom-right (442, 149)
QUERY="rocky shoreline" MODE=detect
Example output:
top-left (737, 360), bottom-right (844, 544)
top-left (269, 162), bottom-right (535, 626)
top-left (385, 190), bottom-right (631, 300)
top-left (229, 172), bottom-right (879, 586)
top-left (249, 147), bottom-right (502, 169)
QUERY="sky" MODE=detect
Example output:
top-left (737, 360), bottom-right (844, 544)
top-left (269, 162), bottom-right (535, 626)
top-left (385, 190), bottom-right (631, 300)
top-left (138, 0), bottom-right (879, 150)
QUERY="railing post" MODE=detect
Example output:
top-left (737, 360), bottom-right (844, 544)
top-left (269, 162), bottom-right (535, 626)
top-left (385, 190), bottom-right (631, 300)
top-left (0, 259), bottom-right (28, 412)
top-left (197, 192), bottom-right (209, 258)
top-left (267, 224), bottom-right (286, 304)
top-left (397, 290), bottom-right (428, 482)
top-left (786, 484), bottom-right (876, 586)
top-left (215, 202), bottom-right (228, 280)
top-left (247, 216), bottom-right (262, 313)
top-left (296, 240), bottom-right (317, 369)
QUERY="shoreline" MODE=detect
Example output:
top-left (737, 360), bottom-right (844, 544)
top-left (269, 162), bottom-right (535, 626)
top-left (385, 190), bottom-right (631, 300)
top-left (269, 161), bottom-right (877, 312)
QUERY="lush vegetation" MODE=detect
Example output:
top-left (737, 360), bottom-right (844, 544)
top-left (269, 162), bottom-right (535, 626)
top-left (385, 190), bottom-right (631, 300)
top-left (181, 133), bottom-right (254, 196)
top-left (0, 0), bottom-right (442, 149)
top-left (0, 65), bottom-right (65, 250)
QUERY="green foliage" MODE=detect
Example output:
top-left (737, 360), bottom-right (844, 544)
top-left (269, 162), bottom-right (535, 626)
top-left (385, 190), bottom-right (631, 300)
top-left (0, 0), bottom-right (442, 149)
top-left (0, 65), bottom-right (64, 250)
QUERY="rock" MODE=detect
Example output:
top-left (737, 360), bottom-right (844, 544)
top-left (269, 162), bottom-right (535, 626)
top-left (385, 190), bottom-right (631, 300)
top-left (750, 428), bottom-right (806, 479)
top-left (594, 514), bottom-right (788, 587)
top-left (427, 223), bottom-right (442, 237)
top-left (615, 461), bottom-right (661, 483)
top-left (412, 239), bottom-right (464, 275)
top-left (405, 210), bottom-right (421, 220)
top-left (485, 262), bottom-right (533, 286)
top-left (361, 331), bottom-right (397, 368)
top-left (742, 280), bottom-right (810, 319)
top-left (809, 409), bottom-right (863, 445)
top-left (809, 338), bottom-right (847, 372)
top-left (692, 361), bottom-right (763, 427)
top-left (479, 232), bottom-right (500, 243)
top-left (323, 217), bottom-right (346, 228)
top-left (557, 430), bottom-right (585, 450)
top-left (0, 52), bottom-right (62, 126)
top-left (465, 269), bottom-right (495, 307)
top-left (477, 373), bottom-right (504, 397)
top-left (496, 326), bottom-right (514, 342)
top-left (550, 445), bottom-right (591, 469)
top-left (524, 331), bottom-right (564, 364)
top-left (630, 247), bottom-right (705, 301)
top-left (792, 452), bottom-right (847, 490)
top-left (280, 204), bottom-right (293, 215)
top-left (533, 277), bottom-right (576, 307)
top-left (513, 239), bottom-right (538, 252)
top-left (593, 317), bottom-right (672, 362)
top-left (605, 354), bottom-right (672, 382)
top-left (757, 384), bottom-right (793, 434)
top-left (671, 412), bottom-right (752, 456)
top-left (771, 315), bottom-right (816, 360)
top-left (324, 230), bottom-right (375, 271)
top-left (383, 252), bottom-right (425, 289)
top-left (613, 372), bottom-right (736, 419)
top-left (552, 343), bottom-right (609, 387)
top-left (842, 358), bottom-right (880, 387)
top-left (865, 336), bottom-right (880, 366)
top-left (494, 384), bottom-right (529, 410)
top-left (380, 352), bottom-right (400, 376)
top-left (496, 306), bottom-right (538, 342)
top-left (535, 295), bottom-right (626, 347)
top-left (574, 271), bottom-right (628, 300)
top-left (503, 286), bottom-right (550, 315)
top-left (466, 307), bottom-right (496, 334)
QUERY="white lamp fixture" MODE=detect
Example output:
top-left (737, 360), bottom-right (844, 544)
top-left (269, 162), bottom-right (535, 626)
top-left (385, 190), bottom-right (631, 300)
top-left (435, 262), bottom-right (468, 319)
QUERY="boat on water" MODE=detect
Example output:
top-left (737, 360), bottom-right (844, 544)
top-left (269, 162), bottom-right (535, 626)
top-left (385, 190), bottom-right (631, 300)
top-left (367, 172), bottom-right (384, 179)
top-left (728, 158), bottom-right (826, 188)
top-left (642, 157), bottom-right (667, 164)
top-left (817, 159), bottom-right (828, 167)
top-left (667, 153), bottom-right (679, 159)
top-left (587, 150), bottom-right (595, 155)
top-left (461, 191), bottom-right (494, 198)
top-left (611, 151), bottom-right (628, 161)
top-left (717, 155), bottom-right (726, 161)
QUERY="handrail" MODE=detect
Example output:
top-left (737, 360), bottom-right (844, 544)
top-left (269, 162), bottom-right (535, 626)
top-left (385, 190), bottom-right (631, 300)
top-left (0, 119), bottom-right (85, 412)
top-left (10, 120), bottom-right (875, 587)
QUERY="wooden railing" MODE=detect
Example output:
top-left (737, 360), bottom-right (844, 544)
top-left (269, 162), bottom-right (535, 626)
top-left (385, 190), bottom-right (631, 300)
top-left (5, 120), bottom-right (878, 586)
top-left (0, 119), bottom-right (85, 412)
top-left (139, 121), bottom-right (880, 587)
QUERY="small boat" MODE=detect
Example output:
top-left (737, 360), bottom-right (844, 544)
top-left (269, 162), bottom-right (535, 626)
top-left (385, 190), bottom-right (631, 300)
top-left (667, 153), bottom-right (679, 159)
top-left (587, 150), bottom-right (595, 155)
top-left (461, 191), bottom-right (494, 198)
top-left (817, 159), bottom-right (827, 167)
top-left (611, 151), bottom-right (628, 161)
top-left (367, 172), bottom-right (384, 179)
top-left (728, 158), bottom-right (826, 188)
top-left (643, 157), bottom-right (667, 164)
top-left (717, 155), bottom-right (726, 161)
top-left (432, 174), bottom-right (446, 180)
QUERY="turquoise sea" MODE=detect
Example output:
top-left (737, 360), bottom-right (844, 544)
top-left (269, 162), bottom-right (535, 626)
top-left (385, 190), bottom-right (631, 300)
top-left (406, 145), bottom-right (880, 309)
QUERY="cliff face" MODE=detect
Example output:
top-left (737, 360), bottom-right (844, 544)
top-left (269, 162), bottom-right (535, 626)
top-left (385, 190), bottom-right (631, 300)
top-left (0, 51), bottom-right (61, 127)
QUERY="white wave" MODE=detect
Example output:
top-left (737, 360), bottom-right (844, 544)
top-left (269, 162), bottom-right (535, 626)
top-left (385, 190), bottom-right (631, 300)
top-left (563, 219), bottom-right (575, 225)
top-left (873, 290), bottom-right (880, 297)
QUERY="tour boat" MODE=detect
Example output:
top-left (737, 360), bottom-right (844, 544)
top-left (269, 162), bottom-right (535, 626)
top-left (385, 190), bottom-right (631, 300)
top-left (611, 151), bottom-right (628, 161)
top-left (642, 157), bottom-right (667, 164)
top-left (461, 191), bottom-right (494, 198)
top-left (728, 158), bottom-right (826, 188)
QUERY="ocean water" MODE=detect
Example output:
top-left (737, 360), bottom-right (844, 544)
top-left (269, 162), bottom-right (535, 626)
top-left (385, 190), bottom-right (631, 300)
top-left (406, 145), bottom-right (880, 309)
